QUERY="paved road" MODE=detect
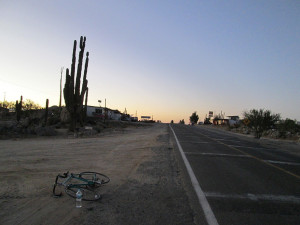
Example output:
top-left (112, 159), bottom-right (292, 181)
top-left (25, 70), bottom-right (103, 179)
top-left (170, 124), bottom-right (300, 225)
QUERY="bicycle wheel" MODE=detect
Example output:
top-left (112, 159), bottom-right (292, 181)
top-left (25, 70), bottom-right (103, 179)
top-left (65, 186), bottom-right (102, 201)
top-left (79, 172), bottom-right (110, 187)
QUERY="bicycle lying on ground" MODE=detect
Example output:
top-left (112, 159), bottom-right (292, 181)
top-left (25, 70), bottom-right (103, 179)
top-left (53, 171), bottom-right (110, 201)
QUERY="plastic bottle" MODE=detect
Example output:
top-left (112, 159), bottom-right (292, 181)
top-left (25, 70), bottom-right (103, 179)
top-left (76, 189), bottom-right (82, 208)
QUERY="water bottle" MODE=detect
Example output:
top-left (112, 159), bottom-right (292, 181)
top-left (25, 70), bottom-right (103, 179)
top-left (76, 189), bottom-right (82, 208)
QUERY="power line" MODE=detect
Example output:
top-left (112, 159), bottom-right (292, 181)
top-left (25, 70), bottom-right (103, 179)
top-left (0, 77), bottom-right (54, 96)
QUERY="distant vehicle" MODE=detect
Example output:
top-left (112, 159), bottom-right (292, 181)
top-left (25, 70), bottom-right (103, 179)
top-left (131, 117), bottom-right (138, 122)
top-left (198, 122), bottom-right (203, 125)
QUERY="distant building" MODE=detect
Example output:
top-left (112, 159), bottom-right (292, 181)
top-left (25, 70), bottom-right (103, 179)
top-left (86, 105), bottom-right (124, 121)
top-left (227, 116), bottom-right (240, 126)
top-left (86, 106), bottom-right (105, 118)
top-left (227, 116), bottom-right (239, 121)
top-left (109, 110), bottom-right (121, 121)
top-left (213, 118), bottom-right (228, 125)
top-left (213, 115), bottom-right (240, 126)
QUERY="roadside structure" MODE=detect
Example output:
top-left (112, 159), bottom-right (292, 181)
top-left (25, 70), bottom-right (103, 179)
top-left (213, 115), bottom-right (240, 126)
top-left (228, 116), bottom-right (240, 126)
top-left (86, 105), bottom-right (136, 121)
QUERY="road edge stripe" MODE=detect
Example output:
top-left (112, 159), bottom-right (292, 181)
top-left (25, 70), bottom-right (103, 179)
top-left (169, 124), bottom-right (219, 225)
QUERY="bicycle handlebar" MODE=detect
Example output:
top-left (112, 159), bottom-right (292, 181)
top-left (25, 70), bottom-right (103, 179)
top-left (53, 171), bottom-right (69, 197)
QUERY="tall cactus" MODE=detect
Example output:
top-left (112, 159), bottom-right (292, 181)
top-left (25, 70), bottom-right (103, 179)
top-left (16, 95), bottom-right (23, 122)
top-left (63, 36), bottom-right (89, 131)
top-left (44, 99), bottom-right (49, 126)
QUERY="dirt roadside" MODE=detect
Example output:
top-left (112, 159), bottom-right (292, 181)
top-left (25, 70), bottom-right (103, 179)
top-left (0, 123), bottom-right (196, 225)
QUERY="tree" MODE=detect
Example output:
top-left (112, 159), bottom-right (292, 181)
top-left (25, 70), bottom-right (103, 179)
top-left (170, 120), bottom-right (174, 124)
top-left (190, 112), bottom-right (199, 125)
top-left (179, 119), bottom-right (185, 124)
top-left (243, 109), bottom-right (280, 138)
top-left (0, 101), bottom-right (15, 109)
top-left (23, 99), bottom-right (42, 110)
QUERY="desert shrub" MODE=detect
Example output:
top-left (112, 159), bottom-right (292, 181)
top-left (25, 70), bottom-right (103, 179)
top-left (243, 109), bottom-right (280, 138)
top-left (277, 119), bottom-right (300, 138)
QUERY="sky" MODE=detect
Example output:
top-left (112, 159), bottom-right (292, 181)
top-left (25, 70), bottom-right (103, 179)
top-left (0, 0), bottom-right (299, 123)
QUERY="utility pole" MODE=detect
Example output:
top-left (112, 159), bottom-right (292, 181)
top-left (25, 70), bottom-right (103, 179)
top-left (104, 98), bottom-right (107, 123)
top-left (3, 92), bottom-right (6, 107)
top-left (59, 67), bottom-right (63, 109)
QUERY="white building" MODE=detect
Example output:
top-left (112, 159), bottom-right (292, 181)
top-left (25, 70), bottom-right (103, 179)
top-left (86, 106), bottom-right (105, 118)
top-left (108, 109), bottom-right (121, 120)
top-left (86, 106), bottom-right (122, 121)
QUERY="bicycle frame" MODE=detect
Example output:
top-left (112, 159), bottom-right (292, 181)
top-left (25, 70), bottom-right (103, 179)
top-left (53, 171), bottom-right (94, 197)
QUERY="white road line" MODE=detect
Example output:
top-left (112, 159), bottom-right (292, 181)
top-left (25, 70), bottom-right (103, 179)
top-left (205, 192), bottom-right (300, 203)
top-left (180, 141), bottom-right (210, 144)
top-left (212, 138), bottom-right (241, 142)
top-left (228, 145), bottom-right (270, 150)
top-left (221, 140), bottom-right (241, 143)
top-left (169, 125), bottom-right (219, 225)
top-left (184, 152), bottom-right (250, 158)
top-left (184, 153), bottom-right (300, 165)
top-left (264, 160), bottom-right (300, 166)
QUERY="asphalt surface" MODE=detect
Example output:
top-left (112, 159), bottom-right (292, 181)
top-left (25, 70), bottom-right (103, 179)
top-left (170, 124), bottom-right (300, 225)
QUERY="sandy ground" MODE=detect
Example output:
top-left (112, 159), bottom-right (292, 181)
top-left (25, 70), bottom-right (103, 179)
top-left (0, 124), bottom-right (196, 225)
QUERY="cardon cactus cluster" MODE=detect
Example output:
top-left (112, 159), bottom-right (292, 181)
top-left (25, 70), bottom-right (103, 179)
top-left (63, 36), bottom-right (89, 131)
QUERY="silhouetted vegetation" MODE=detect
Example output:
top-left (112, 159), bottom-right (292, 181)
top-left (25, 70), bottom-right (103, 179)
top-left (179, 119), bottom-right (185, 124)
top-left (189, 112), bottom-right (199, 125)
top-left (277, 118), bottom-right (300, 138)
top-left (23, 99), bottom-right (42, 110)
top-left (63, 36), bottom-right (89, 131)
top-left (243, 109), bottom-right (280, 139)
top-left (16, 96), bottom-right (23, 121)
top-left (204, 118), bottom-right (212, 124)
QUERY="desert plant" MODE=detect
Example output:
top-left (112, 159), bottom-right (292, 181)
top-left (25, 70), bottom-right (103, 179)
top-left (243, 109), bottom-right (280, 138)
top-left (277, 119), bottom-right (299, 138)
top-left (23, 99), bottom-right (42, 110)
top-left (190, 112), bottom-right (199, 125)
top-left (204, 117), bottom-right (212, 124)
top-left (16, 96), bottom-right (23, 121)
top-left (44, 99), bottom-right (49, 126)
top-left (83, 87), bottom-right (88, 123)
top-left (63, 36), bottom-right (89, 131)
top-left (0, 101), bottom-right (15, 109)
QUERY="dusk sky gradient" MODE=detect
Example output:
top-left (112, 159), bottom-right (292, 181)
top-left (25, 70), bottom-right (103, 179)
top-left (1, 0), bottom-right (299, 123)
